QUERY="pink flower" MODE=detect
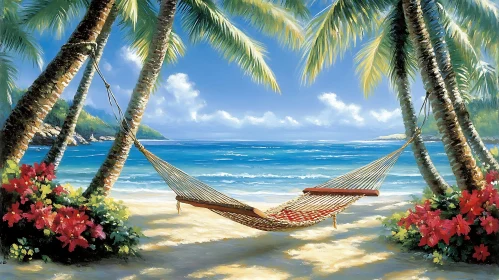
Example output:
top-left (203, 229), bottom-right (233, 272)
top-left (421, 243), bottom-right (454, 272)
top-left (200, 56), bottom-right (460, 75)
top-left (89, 222), bottom-right (106, 240)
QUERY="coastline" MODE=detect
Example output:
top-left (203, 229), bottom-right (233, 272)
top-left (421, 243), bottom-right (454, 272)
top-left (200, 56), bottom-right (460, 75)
top-left (3, 191), bottom-right (499, 279)
top-left (376, 133), bottom-right (499, 144)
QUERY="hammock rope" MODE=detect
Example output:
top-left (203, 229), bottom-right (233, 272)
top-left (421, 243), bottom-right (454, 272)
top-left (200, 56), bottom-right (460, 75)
top-left (85, 47), bottom-right (428, 231)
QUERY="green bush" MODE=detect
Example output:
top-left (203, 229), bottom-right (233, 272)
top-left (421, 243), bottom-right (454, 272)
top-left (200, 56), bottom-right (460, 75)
top-left (1, 161), bottom-right (143, 263)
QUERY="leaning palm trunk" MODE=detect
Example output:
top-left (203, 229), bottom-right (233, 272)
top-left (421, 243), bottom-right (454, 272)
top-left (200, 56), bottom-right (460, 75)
top-left (0, 0), bottom-right (116, 169)
top-left (390, 2), bottom-right (449, 194)
top-left (402, 0), bottom-right (483, 191)
top-left (421, 0), bottom-right (499, 171)
top-left (44, 7), bottom-right (119, 170)
top-left (84, 0), bottom-right (177, 197)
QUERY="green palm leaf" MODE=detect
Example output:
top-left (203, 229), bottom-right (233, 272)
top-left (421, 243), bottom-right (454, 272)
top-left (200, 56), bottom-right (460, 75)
top-left (0, 10), bottom-right (44, 68)
top-left (354, 22), bottom-right (391, 97)
top-left (180, 0), bottom-right (280, 92)
top-left (120, 0), bottom-right (185, 65)
top-left (301, 0), bottom-right (395, 84)
top-left (117, 0), bottom-right (140, 27)
top-left (222, 0), bottom-right (304, 49)
top-left (0, 52), bottom-right (18, 119)
top-left (21, 0), bottom-right (88, 38)
top-left (275, 0), bottom-right (310, 19)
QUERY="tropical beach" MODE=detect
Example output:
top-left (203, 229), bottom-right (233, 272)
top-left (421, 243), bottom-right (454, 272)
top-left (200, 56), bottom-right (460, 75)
top-left (3, 0), bottom-right (499, 278)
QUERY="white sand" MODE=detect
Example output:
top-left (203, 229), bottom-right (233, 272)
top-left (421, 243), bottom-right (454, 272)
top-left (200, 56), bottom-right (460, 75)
top-left (2, 192), bottom-right (499, 280)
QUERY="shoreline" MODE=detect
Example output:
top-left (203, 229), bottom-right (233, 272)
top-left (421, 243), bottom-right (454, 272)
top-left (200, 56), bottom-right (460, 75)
top-left (4, 191), bottom-right (499, 279)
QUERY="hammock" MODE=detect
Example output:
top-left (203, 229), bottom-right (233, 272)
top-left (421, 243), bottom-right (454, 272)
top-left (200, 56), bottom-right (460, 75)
top-left (132, 137), bottom-right (415, 231)
top-left (86, 47), bottom-right (425, 232)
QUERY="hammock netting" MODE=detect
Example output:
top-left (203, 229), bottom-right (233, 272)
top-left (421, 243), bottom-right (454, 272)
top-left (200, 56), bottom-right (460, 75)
top-left (134, 139), bottom-right (413, 231)
top-left (83, 44), bottom-right (419, 232)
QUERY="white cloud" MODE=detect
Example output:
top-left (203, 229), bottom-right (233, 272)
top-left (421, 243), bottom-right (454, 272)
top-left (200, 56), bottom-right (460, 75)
top-left (369, 108), bottom-right (402, 123)
top-left (306, 93), bottom-right (364, 126)
top-left (102, 60), bottom-right (112, 72)
top-left (198, 111), bottom-right (301, 128)
top-left (114, 85), bottom-right (132, 96)
top-left (144, 73), bottom-right (300, 129)
top-left (120, 46), bottom-right (142, 70)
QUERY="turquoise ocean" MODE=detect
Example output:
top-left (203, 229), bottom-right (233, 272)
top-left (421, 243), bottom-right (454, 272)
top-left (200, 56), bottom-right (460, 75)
top-left (21, 140), bottom-right (463, 203)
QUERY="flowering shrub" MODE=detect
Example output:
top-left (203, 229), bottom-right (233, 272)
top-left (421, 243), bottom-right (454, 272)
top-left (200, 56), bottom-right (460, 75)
top-left (0, 161), bottom-right (143, 263)
top-left (383, 170), bottom-right (499, 265)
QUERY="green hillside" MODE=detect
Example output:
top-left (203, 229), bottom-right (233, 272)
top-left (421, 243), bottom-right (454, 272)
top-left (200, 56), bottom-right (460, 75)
top-left (10, 89), bottom-right (165, 140)
top-left (422, 101), bottom-right (499, 138)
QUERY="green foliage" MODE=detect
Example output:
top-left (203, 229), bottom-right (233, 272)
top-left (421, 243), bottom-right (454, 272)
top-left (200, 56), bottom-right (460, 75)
top-left (179, 0), bottom-right (280, 92)
top-left (10, 89), bottom-right (165, 139)
top-left (1, 162), bottom-right (143, 263)
top-left (422, 102), bottom-right (499, 137)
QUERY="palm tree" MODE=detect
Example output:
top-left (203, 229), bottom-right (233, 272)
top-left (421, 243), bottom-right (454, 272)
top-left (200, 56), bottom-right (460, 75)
top-left (83, 0), bottom-right (305, 196)
top-left (0, 0), bottom-right (43, 128)
top-left (22, 1), bottom-right (186, 169)
top-left (42, 7), bottom-right (119, 169)
top-left (0, 0), bottom-right (116, 169)
top-left (355, 2), bottom-right (449, 193)
top-left (421, 0), bottom-right (499, 171)
top-left (401, 0), bottom-right (483, 190)
top-left (302, 0), bottom-right (491, 191)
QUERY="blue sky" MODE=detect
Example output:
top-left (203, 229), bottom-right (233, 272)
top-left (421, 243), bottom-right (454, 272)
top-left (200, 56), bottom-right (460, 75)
top-left (15, 4), bottom-right (429, 141)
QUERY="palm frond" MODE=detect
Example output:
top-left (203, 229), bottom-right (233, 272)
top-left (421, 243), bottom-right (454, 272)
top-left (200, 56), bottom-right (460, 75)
top-left (301, 0), bottom-right (395, 84)
top-left (275, 0), bottom-right (310, 19)
top-left (438, 0), bottom-right (499, 46)
top-left (0, 52), bottom-right (18, 112)
top-left (180, 0), bottom-right (280, 92)
top-left (120, 0), bottom-right (185, 65)
top-left (0, 11), bottom-right (44, 68)
top-left (354, 22), bottom-right (391, 97)
top-left (387, 2), bottom-right (417, 98)
top-left (20, 0), bottom-right (88, 38)
top-left (117, 0), bottom-right (139, 27)
top-left (222, 0), bottom-right (304, 49)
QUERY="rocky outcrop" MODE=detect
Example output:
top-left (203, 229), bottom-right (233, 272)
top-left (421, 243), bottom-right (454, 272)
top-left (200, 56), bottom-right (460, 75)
top-left (88, 134), bottom-right (99, 142)
top-left (98, 136), bottom-right (115, 141)
top-left (31, 124), bottom-right (89, 146)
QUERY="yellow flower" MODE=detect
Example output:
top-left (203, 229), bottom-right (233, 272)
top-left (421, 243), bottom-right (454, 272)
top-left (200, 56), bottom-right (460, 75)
top-left (394, 228), bottom-right (408, 241)
top-left (433, 251), bottom-right (443, 265)
top-left (45, 199), bottom-right (52, 205)
top-left (491, 147), bottom-right (499, 157)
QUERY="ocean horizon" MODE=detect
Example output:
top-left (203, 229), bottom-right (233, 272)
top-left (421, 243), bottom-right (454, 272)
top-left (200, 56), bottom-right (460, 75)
top-left (22, 140), bottom-right (463, 203)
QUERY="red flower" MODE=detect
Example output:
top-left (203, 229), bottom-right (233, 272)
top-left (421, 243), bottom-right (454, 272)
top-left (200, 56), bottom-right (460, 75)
top-left (481, 184), bottom-right (499, 207)
top-left (451, 214), bottom-right (471, 236)
top-left (56, 224), bottom-right (89, 252)
top-left (472, 244), bottom-right (490, 262)
top-left (2, 202), bottom-right (23, 227)
top-left (480, 216), bottom-right (499, 235)
top-left (418, 224), bottom-right (440, 247)
top-left (34, 162), bottom-right (56, 181)
top-left (89, 222), bottom-right (106, 240)
top-left (52, 185), bottom-right (68, 196)
top-left (460, 190), bottom-right (484, 217)
top-left (486, 170), bottom-right (499, 184)
top-left (20, 164), bottom-right (36, 179)
top-left (2, 177), bottom-right (32, 195)
top-left (23, 201), bottom-right (56, 230)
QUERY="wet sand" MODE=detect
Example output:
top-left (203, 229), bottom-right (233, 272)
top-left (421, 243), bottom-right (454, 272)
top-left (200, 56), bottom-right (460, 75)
top-left (2, 192), bottom-right (499, 280)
